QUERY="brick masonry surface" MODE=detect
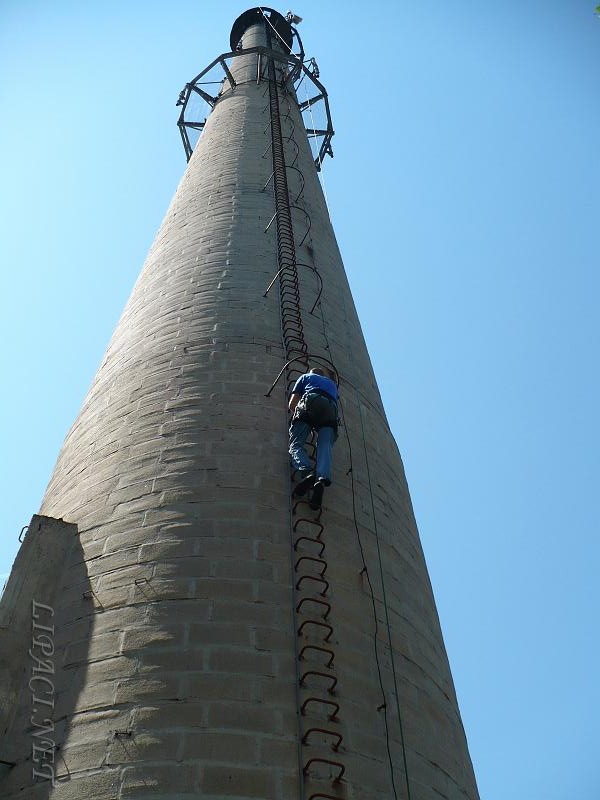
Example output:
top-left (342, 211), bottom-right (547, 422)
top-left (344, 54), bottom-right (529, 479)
top-left (0, 15), bottom-right (479, 800)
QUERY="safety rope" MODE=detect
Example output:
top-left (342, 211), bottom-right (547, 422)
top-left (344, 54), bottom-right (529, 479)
top-left (314, 304), bottom-right (403, 799)
top-left (260, 6), bottom-right (295, 52)
top-left (260, 12), bottom-right (410, 797)
top-left (358, 399), bottom-right (412, 800)
top-left (263, 20), bottom-right (348, 800)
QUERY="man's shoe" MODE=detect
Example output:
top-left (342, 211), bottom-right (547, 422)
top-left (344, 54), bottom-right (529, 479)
top-left (293, 472), bottom-right (315, 497)
top-left (309, 480), bottom-right (325, 510)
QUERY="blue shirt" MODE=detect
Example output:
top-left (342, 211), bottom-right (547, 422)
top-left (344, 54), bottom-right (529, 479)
top-left (292, 373), bottom-right (338, 403)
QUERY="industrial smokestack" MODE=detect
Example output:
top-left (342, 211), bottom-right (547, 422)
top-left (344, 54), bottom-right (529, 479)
top-left (0, 8), bottom-right (479, 800)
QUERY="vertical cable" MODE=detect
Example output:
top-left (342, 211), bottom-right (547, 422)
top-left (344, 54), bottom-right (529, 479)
top-left (315, 304), bottom-right (401, 800)
top-left (358, 400), bottom-right (412, 800)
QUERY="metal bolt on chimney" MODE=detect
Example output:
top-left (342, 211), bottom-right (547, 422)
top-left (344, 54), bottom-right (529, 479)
top-left (0, 8), bottom-right (479, 800)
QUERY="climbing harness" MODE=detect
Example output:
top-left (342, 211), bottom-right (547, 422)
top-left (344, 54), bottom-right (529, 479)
top-left (294, 391), bottom-right (338, 431)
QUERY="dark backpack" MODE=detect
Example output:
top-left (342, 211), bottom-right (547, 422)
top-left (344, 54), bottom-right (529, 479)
top-left (296, 391), bottom-right (338, 430)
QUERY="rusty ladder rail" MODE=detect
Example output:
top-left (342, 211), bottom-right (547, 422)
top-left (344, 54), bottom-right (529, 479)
top-left (263, 17), bottom-right (347, 798)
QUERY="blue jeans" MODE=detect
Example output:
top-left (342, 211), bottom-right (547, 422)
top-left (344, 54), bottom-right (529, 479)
top-left (289, 422), bottom-right (336, 484)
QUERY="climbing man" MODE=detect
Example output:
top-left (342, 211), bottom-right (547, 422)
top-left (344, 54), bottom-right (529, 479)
top-left (288, 366), bottom-right (339, 510)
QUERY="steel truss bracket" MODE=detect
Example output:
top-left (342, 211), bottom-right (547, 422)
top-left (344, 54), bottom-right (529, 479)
top-left (176, 45), bottom-right (334, 169)
top-left (288, 61), bottom-right (334, 171)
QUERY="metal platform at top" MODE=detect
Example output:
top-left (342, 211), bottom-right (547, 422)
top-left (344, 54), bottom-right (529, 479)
top-left (230, 7), bottom-right (295, 52)
top-left (175, 8), bottom-right (334, 171)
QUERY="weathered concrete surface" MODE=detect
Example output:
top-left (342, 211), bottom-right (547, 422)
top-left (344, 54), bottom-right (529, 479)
top-left (0, 516), bottom-right (78, 779)
top-left (0, 12), bottom-right (478, 800)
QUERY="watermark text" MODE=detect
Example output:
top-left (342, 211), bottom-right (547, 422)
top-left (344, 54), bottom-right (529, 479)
top-left (30, 600), bottom-right (57, 786)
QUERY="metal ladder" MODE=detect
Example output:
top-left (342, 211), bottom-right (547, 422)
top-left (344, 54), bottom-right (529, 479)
top-left (263, 27), bottom-right (347, 800)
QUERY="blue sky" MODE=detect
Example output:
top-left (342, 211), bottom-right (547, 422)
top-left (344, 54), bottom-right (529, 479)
top-left (1, 2), bottom-right (599, 798)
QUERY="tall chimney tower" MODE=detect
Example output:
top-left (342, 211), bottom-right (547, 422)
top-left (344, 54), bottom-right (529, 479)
top-left (0, 8), bottom-right (479, 800)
